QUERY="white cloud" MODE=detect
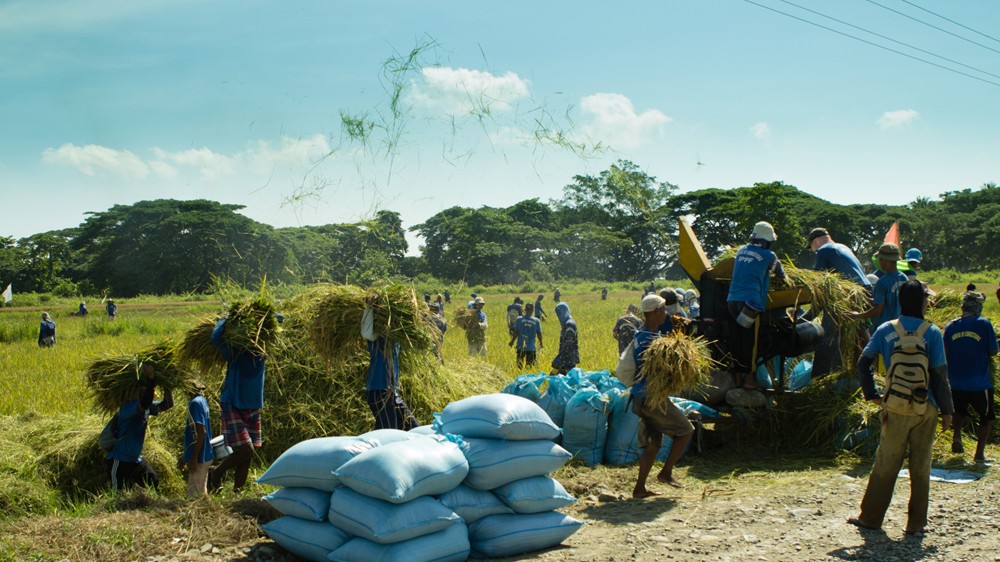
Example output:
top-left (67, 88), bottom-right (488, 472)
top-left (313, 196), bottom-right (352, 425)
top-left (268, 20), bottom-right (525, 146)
top-left (41, 143), bottom-right (150, 179)
top-left (408, 66), bottom-right (531, 115)
top-left (578, 93), bottom-right (670, 149)
top-left (750, 121), bottom-right (771, 140)
top-left (151, 147), bottom-right (236, 180)
top-left (877, 109), bottom-right (920, 129)
top-left (244, 134), bottom-right (331, 174)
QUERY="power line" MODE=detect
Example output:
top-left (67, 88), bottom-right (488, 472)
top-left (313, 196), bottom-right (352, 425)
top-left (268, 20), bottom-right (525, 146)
top-left (864, 0), bottom-right (1000, 56)
top-left (897, 0), bottom-right (1000, 47)
top-left (773, 0), bottom-right (1000, 81)
top-left (740, 0), bottom-right (1000, 89)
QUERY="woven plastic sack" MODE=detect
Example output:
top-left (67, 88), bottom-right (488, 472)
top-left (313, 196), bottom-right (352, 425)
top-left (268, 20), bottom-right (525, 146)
top-left (257, 436), bottom-right (379, 492)
top-left (468, 512), bottom-right (584, 558)
top-left (603, 389), bottom-right (641, 465)
top-left (359, 428), bottom-right (418, 446)
top-left (327, 487), bottom-right (461, 545)
top-left (407, 424), bottom-right (437, 435)
top-left (561, 388), bottom-right (610, 466)
top-left (492, 476), bottom-right (577, 514)
top-left (328, 521), bottom-right (469, 562)
top-left (436, 484), bottom-right (513, 524)
top-left (261, 516), bottom-right (350, 562)
top-left (432, 393), bottom-right (560, 441)
top-left (536, 376), bottom-right (575, 428)
top-left (462, 437), bottom-right (572, 491)
top-left (501, 374), bottom-right (546, 402)
top-left (262, 487), bottom-right (331, 522)
top-left (670, 397), bottom-right (721, 419)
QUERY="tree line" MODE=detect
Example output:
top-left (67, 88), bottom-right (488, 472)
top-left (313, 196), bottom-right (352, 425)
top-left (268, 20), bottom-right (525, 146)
top-left (2, 160), bottom-right (997, 296)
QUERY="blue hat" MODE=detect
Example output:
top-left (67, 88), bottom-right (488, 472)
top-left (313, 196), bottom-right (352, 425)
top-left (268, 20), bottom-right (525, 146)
top-left (904, 248), bottom-right (922, 263)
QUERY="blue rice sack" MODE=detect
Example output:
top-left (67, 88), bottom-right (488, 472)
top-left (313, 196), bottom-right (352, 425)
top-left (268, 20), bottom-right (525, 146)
top-left (501, 374), bottom-right (546, 402)
top-left (359, 428), bottom-right (417, 445)
top-left (563, 368), bottom-right (593, 391)
top-left (462, 438), bottom-right (572, 491)
top-left (327, 487), bottom-right (461, 544)
top-left (432, 393), bottom-right (560, 441)
top-left (261, 516), bottom-right (350, 562)
top-left (670, 397), bottom-right (721, 419)
top-left (603, 389), bottom-right (641, 465)
top-left (536, 376), bottom-right (575, 427)
top-left (407, 424), bottom-right (437, 435)
top-left (492, 476), bottom-right (577, 514)
top-left (468, 512), bottom-right (584, 559)
top-left (561, 388), bottom-right (610, 466)
top-left (257, 436), bottom-right (379, 492)
top-left (327, 521), bottom-right (469, 562)
top-left (436, 484), bottom-right (513, 524)
top-left (787, 359), bottom-right (813, 391)
top-left (333, 434), bottom-right (468, 503)
top-left (262, 487), bottom-right (332, 522)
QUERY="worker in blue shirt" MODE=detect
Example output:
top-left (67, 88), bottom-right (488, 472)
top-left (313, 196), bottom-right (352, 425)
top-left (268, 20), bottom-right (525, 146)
top-left (848, 243), bottom-right (907, 335)
top-left (38, 312), bottom-right (56, 347)
top-left (107, 363), bottom-right (174, 490)
top-left (361, 305), bottom-right (418, 430)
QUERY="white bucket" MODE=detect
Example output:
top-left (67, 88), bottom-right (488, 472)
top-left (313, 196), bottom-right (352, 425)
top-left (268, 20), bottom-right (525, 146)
top-left (210, 435), bottom-right (231, 461)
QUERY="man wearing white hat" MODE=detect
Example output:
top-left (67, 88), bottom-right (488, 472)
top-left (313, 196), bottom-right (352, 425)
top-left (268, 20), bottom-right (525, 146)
top-left (726, 221), bottom-right (786, 390)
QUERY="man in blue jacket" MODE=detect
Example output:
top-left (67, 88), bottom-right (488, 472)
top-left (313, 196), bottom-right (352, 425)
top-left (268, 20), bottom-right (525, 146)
top-left (362, 306), bottom-right (418, 430)
top-left (107, 363), bottom-right (174, 490)
top-left (38, 312), bottom-right (56, 347)
top-left (209, 317), bottom-right (266, 493)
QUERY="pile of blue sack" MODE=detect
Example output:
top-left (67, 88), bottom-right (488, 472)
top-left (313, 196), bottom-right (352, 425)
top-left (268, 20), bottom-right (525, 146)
top-left (258, 393), bottom-right (583, 562)
top-left (502, 368), bottom-right (722, 466)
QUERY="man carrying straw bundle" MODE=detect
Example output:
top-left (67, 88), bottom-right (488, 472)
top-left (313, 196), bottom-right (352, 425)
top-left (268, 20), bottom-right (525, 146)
top-left (944, 290), bottom-right (997, 464)
top-left (848, 281), bottom-right (953, 536)
top-left (466, 296), bottom-right (489, 357)
top-left (209, 317), bottom-right (265, 493)
top-left (726, 221), bottom-right (785, 391)
top-left (107, 363), bottom-right (174, 491)
top-left (807, 227), bottom-right (872, 375)
top-left (630, 294), bottom-right (695, 497)
top-left (361, 304), bottom-right (418, 431)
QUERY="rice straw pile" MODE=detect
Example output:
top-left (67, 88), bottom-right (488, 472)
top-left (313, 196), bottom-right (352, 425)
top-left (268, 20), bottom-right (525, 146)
top-left (85, 342), bottom-right (192, 415)
top-left (931, 288), bottom-right (962, 309)
top-left (366, 283), bottom-right (436, 352)
top-left (637, 332), bottom-right (717, 410)
top-left (176, 317), bottom-right (225, 373)
top-left (453, 306), bottom-right (479, 330)
top-left (222, 296), bottom-right (280, 357)
top-left (777, 264), bottom-right (872, 368)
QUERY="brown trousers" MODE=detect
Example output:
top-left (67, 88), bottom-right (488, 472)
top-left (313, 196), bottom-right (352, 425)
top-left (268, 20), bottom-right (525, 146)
top-left (857, 407), bottom-right (937, 531)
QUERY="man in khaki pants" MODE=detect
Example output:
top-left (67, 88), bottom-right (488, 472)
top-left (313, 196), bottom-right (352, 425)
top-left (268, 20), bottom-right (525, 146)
top-left (848, 281), bottom-right (954, 536)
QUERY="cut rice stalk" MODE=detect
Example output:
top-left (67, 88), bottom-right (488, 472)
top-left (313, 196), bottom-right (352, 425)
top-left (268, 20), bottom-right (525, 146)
top-left (638, 332), bottom-right (717, 411)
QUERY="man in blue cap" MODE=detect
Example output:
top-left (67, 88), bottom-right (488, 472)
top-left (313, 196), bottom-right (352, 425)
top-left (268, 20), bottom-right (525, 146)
top-left (904, 248), bottom-right (923, 281)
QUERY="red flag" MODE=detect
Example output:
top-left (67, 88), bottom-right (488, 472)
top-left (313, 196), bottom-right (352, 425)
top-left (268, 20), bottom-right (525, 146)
top-left (883, 222), bottom-right (899, 246)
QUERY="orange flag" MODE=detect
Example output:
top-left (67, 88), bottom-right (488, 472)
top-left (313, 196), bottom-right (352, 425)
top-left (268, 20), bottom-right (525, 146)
top-left (883, 222), bottom-right (899, 246)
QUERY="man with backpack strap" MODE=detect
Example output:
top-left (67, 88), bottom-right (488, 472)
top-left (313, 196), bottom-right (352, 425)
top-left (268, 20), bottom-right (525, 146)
top-left (106, 363), bottom-right (174, 490)
top-left (848, 281), bottom-right (953, 536)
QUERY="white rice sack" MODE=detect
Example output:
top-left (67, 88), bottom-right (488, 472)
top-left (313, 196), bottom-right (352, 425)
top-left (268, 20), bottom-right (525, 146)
top-left (359, 428), bottom-right (417, 445)
top-left (327, 521), bottom-right (469, 562)
top-left (334, 434), bottom-right (469, 504)
top-left (468, 512), bottom-right (584, 559)
top-left (327, 487), bottom-right (461, 545)
top-left (261, 516), bottom-right (350, 562)
top-left (432, 393), bottom-right (560, 441)
top-left (262, 487), bottom-right (332, 522)
top-left (436, 484), bottom-right (513, 524)
top-left (257, 436), bottom-right (379, 492)
top-left (561, 388), bottom-right (610, 466)
top-left (462, 438), bottom-right (572, 491)
top-left (492, 476), bottom-right (577, 514)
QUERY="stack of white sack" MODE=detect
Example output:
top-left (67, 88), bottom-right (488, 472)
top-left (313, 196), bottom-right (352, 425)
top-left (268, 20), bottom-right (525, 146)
top-left (258, 394), bottom-right (583, 561)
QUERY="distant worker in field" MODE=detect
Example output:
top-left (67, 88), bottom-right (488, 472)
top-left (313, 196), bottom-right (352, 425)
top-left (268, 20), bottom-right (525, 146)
top-left (553, 288), bottom-right (561, 303)
top-left (944, 291), bottom-right (997, 464)
top-left (727, 221), bottom-right (786, 390)
top-left (506, 297), bottom-right (524, 336)
top-left (807, 227), bottom-right (873, 375)
top-left (435, 294), bottom-right (445, 313)
top-left (423, 293), bottom-right (431, 306)
top-left (108, 363), bottom-right (174, 491)
top-left (178, 379), bottom-right (214, 498)
top-left (612, 304), bottom-right (643, 355)
top-left (848, 243), bottom-right (907, 335)
top-left (534, 294), bottom-right (548, 322)
top-left (467, 292), bottom-right (478, 309)
top-left (904, 248), bottom-right (922, 281)
top-left (849, 281), bottom-right (952, 536)
top-left (466, 296), bottom-right (489, 357)
top-left (509, 302), bottom-right (542, 369)
top-left (630, 294), bottom-right (695, 497)
top-left (38, 312), bottom-right (56, 347)
top-left (444, 289), bottom-right (451, 304)
top-left (646, 281), bottom-right (656, 297)
top-left (209, 315), bottom-right (267, 493)
top-left (77, 301), bottom-right (88, 317)
top-left (105, 299), bottom-right (117, 319)
top-left (360, 305), bottom-right (419, 431)
top-left (601, 287), bottom-right (608, 300)
top-left (426, 302), bottom-right (447, 364)
top-left (550, 302), bottom-right (579, 375)
top-left (683, 290), bottom-right (700, 319)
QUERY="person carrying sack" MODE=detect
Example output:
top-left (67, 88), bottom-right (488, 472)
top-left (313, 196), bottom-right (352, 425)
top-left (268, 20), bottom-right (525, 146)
top-left (848, 281), bottom-right (954, 536)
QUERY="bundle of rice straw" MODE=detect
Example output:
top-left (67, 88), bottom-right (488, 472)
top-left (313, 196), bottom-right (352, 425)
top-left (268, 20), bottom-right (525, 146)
top-left (85, 342), bottom-right (191, 415)
top-left (176, 317), bottom-right (225, 373)
top-left (637, 332), bottom-right (716, 411)
top-left (308, 283), bottom-right (436, 363)
top-left (222, 296), bottom-right (280, 357)
top-left (453, 306), bottom-right (479, 330)
top-left (931, 288), bottom-right (962, 309)
top-left (777, 264), bottom-right (872, 368)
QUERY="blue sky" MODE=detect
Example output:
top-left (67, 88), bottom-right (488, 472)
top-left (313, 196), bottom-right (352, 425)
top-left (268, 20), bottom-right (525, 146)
top-left (3, 0), bottom-right (999, 251)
